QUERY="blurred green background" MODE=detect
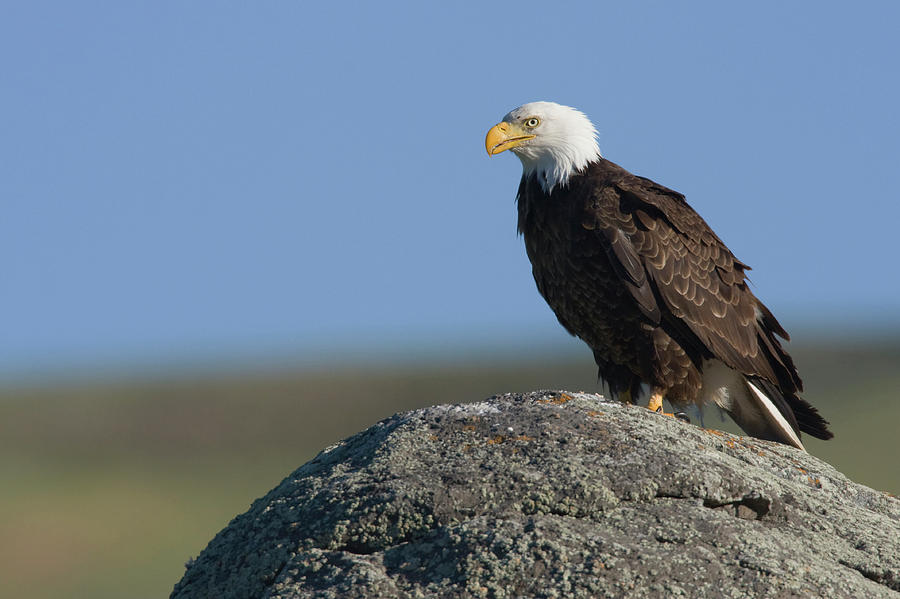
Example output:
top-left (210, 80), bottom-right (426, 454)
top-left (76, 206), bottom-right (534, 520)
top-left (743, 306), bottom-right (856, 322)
top-left (1, 337), bottom-right (897, 599)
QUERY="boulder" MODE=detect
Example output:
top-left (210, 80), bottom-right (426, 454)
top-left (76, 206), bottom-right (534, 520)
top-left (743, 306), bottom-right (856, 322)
top-left (171, 391), bottom-right (899, 598)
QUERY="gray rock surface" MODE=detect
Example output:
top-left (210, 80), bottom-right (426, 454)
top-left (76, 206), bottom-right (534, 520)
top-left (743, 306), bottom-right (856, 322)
top-left (171, 390), bottom-right (900, 598)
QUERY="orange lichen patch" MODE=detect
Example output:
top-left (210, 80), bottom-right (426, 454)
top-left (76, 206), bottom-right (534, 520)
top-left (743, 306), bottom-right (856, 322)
top-left (735, 438), bottom-right (763, 453)
top-left (808, 477), bottom-right (822, 488)
top-left (586, 410), bottom-right (604, 418)
top-left (428, 434), bottom-right (439, 441)
top-left (486, 434), bottom-right (536, 445)
top-left (725, 440), bottom-right (736, 449)
top-left (703, 429), bottom-right (724, 437)
top-left (589, 559), bottom-right (606, 571)
top-left (537, 393), bottom-right (574, 405)
top-left (462, 424), bottom-right (477, 432)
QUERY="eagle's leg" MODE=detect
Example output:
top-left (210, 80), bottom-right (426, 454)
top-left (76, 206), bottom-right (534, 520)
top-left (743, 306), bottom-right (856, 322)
top-left (647, 390), bottom-right (691, 423)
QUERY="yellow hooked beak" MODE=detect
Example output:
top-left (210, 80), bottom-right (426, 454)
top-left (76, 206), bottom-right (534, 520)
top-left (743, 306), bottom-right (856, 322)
top-left (485, 121), bottom-right (535, 156)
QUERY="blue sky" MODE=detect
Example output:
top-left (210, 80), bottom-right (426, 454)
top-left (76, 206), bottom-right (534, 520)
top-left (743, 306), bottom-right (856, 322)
top-left (3, 2), bottom-right (899, 379)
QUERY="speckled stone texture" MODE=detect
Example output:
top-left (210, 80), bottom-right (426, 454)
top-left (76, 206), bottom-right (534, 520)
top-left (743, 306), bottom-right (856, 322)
top-left (170, 391), bottom-right (899, 599)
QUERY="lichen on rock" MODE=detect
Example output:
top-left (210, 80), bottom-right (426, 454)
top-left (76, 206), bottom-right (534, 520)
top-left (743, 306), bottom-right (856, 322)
top-left (171, 391), bottom-right (900, 599)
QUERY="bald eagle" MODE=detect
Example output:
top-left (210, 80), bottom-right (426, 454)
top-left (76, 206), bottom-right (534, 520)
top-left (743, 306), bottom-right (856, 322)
top-left (486, 101), bottom-right (832, 450)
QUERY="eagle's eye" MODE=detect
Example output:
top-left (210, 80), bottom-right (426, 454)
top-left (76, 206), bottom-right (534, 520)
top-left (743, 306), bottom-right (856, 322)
top-left (524, 117), bottom-right (540, 128)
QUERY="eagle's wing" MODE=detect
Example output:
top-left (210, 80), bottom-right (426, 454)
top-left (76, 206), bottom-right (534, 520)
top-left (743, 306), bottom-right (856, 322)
top-left (583, 174), bottom-right (800, 395)
top-left (583, 173), bottom-right (832, 440)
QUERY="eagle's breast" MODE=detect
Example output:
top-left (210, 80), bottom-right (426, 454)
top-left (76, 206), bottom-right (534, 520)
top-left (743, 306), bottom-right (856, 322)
top-left (516, 167), bottom-right (657, 385)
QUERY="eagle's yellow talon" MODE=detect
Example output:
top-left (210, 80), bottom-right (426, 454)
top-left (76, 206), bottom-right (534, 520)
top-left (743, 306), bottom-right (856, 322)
top-left (647, 391), bottom-right (680, 418)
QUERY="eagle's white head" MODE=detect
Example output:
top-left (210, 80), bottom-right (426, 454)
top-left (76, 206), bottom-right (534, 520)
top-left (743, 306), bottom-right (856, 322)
top-left (486, 101), bottom-right (602, 193)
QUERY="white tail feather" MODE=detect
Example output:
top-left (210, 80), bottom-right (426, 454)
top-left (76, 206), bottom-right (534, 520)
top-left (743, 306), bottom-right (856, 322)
top-left (745, 380), bottom-right (805, 451)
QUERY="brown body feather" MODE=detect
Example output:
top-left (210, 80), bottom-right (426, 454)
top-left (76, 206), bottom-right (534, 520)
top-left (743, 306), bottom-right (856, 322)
top-left (517, 158), bottom-right (832, 440)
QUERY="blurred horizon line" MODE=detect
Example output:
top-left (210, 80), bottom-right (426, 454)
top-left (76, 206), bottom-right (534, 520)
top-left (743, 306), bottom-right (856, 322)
top-left (3, 314), bottom-right (899, 390)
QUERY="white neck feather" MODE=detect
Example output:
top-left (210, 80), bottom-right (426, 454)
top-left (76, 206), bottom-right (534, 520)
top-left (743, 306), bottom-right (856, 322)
top-left (517, 143), bottom-right (602, 193)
